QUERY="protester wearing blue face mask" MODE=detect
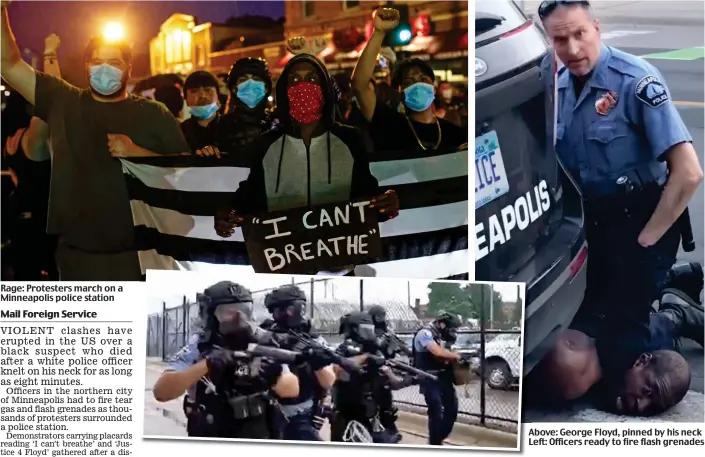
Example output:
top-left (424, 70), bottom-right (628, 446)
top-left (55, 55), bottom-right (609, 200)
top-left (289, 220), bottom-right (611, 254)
top-left (179, 71), bottom-right (222, 154)
top-left (0, 3), bottom-right (191, 281)
top-left (351, 7), bottom-right (467, 154)
top-left (192, 58), bottom-right (274, 161)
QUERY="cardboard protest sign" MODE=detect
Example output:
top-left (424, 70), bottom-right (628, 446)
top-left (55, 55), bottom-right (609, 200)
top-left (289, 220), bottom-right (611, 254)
top-left (242, 200), bottom-right (382, 274)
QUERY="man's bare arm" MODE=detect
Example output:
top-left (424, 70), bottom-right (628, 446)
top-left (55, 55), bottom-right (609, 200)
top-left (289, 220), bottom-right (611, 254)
top-left (22, 118), bottom-right (50, 161)
top-left (22, 34), bottom-right (64, 162)
top-left (1, 3), bottom-right (37, 104)
top-left (425, 340), bottom-right (461, 361)
top-left (640, 143), bottom-right (703, 246)
top-left (351, 8), bottom-right (399, 121)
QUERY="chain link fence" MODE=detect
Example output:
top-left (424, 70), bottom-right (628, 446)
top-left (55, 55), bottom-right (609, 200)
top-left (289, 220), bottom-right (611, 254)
top-left (146, 278), bottom-right (522, 433)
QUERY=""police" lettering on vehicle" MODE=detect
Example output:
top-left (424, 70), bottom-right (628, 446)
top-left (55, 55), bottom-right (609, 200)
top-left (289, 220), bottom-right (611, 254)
top-left (475, 180), bottom-right (551, 261)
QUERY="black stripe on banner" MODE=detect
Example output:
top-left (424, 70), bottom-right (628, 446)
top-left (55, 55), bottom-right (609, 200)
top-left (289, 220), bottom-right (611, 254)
top-left (126, 173), bottom-right (468, 215)
top-left (134, 225), bottom-right (468, 266)
top-left (122, 145), bottom-right (466, 169)
top-left (442, 273), bottom-right (470, 281)
top-left (125, 174), bottom-right (225, 215)
top-left (380, 176), bottom-right (466, 211)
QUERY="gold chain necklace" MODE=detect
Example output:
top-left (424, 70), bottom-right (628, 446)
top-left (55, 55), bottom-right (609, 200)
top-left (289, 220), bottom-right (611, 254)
top-left (405, 115), bottom-right (442, 151)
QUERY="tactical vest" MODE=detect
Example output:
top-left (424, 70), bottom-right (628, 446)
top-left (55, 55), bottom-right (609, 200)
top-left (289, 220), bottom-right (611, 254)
top-left (183, 352), bottom-right (276, 439)
top-left (412, 325), bottom-right (448, 372)
top-left (332, 340), bottom-right (381, 419)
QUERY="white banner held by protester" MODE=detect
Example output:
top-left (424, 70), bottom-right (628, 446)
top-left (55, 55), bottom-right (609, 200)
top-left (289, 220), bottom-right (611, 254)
top-left (120, 147), bottom-right (469, 280)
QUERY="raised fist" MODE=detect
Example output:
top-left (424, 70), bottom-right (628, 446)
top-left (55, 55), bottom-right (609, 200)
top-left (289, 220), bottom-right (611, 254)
top-left (309, 37), bottom-right (327, 55)
top-left (44, 33), bottom-right (61, 54)
top-left (373, 8), bottom-right (400, 32)
top-left (287, 36), bottom-right (313, 56)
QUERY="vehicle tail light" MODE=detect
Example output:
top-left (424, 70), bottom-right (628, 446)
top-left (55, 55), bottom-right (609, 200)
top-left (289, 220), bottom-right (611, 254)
top-left (569, 245), bottom-right (588, 282)
top-left (500, 19), bottom-right (533, 39)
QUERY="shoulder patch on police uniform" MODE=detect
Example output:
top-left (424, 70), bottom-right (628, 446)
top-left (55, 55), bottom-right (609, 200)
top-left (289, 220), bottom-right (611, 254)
top-left (635, 75), bottom-right (669, 108)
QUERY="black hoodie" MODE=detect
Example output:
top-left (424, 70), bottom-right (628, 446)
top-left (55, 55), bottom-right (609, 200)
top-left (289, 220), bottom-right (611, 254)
top-left (230, 54), bottom-right (380, 215)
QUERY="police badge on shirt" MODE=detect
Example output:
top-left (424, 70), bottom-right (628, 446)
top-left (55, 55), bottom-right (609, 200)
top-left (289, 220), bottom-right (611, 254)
top-left (635, 75), bottom-right (669, 108)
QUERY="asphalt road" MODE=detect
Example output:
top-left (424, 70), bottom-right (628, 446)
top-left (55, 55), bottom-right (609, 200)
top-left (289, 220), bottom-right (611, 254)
top-left (525, 18), bottom-right (704, 423)
top-left (393, 381), bottom-right (520, 427)
top-left (142, 361), bottom-right (520, 438)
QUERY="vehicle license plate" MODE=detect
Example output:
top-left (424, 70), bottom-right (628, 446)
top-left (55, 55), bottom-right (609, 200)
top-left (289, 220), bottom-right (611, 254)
top-left (475, 130), bottom-right (509, 209)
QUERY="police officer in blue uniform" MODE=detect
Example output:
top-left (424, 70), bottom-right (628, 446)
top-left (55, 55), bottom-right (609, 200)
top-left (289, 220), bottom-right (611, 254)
top-left (539, 0), bottom-right (703, 349)
top-left (262, 285), bottom-right (337, 441)
top-left (411, 311), bottom-right (462, 446)
top-left (151, 281), bottom-right (300, 439)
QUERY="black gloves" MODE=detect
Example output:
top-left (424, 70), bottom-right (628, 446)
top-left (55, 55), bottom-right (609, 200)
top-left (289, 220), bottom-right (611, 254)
top-left (258, 358), bottom-right (284, 387)
top-left (306, 347), bottom-right (333, 371)
top-left (205, 347), bottom-right (239, 384)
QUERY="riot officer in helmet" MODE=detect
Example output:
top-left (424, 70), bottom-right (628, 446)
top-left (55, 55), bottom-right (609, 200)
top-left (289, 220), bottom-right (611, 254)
top-left (366, 305), bottom-right (403, 442)
top-left (411, 311), bottom-right (462, 446)
top-left (192, 57), bottom-right (274, 160)
top-left (262, 285), bottom-right (336, 441)
top-left (152, 281), bottom-right (299, 439)
top-left (331, 311), bottom-right (414, 444)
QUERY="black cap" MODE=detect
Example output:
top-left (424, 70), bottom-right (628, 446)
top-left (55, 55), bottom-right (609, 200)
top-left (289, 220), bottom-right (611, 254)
top-left (183, 70), bottom-right (220, 96)
top-left (227, 57), bottom-right (272, 94)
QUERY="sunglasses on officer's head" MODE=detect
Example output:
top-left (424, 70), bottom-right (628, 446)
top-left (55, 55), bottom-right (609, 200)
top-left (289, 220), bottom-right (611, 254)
top-left (538, 0), bottom-right (591, 20)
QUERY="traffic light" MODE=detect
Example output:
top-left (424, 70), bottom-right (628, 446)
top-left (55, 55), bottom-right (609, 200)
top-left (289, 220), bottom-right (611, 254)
top-left (383, 4), bottom-right (413, 48)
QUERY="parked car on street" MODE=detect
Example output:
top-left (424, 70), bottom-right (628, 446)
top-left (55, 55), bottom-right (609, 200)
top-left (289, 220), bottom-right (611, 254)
top-left (476, 333), bottom-right (522, 390)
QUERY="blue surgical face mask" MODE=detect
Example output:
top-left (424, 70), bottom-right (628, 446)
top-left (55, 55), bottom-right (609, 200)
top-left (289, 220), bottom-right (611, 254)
top-left (236, 78), bottom-right (266, 109)
top-left (189, 102), bottom-right (219, 119)
top-left (89, 64), bottom-right (124, 96)
top-left (403, 82), bottom-right (435, 112)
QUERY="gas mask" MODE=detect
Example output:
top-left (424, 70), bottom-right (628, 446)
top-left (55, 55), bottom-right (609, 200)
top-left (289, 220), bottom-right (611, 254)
top-left (273, 300), bottom-right (308, 329)
top-left (356, 323), bottom-right (378, 345)
top-left (214, 302), bottom-right (255, 350)
top-left (444, 328), bottom-right (458, 345)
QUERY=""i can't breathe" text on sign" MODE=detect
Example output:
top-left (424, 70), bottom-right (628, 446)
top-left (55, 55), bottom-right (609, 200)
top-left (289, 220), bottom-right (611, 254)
top-left (242, 200), bottom-right (383, 274)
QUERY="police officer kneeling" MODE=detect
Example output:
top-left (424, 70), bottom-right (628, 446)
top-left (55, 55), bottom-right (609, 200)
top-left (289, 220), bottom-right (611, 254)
top-left (539, 0), bottom-right (703, 347)
top-left (262, 285), bottom-right (337, 441)
top-left (412, 312), bottom-right (462, 446)
top-left (152, 281), bottom-right (299, 439)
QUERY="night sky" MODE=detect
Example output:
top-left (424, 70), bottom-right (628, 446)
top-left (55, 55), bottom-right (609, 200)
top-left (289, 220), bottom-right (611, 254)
top-left (7, 1), bottom-right (285, 58)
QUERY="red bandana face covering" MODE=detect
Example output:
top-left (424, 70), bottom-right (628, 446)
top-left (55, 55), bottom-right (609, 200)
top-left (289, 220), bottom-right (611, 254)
top-left (287, 82), bottom-right (324, 124)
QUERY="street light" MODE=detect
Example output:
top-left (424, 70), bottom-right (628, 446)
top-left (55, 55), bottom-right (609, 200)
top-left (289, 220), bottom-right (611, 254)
top-left (102, 22), bottom-right (125, 42)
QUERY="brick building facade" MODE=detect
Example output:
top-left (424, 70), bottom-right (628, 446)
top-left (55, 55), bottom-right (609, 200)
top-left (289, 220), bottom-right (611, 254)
top-left (148, 2), bottom-right (467, 83)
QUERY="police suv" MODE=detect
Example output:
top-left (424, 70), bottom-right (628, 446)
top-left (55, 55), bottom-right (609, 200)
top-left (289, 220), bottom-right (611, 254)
top-left (474, 0), bottom-right (589, 376)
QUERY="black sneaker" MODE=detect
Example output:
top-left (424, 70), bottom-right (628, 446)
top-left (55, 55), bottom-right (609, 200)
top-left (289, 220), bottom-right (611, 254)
top-left (662, 262), bottom-right (704, 304)
top-left (659, 289), bottom-right (704, 347)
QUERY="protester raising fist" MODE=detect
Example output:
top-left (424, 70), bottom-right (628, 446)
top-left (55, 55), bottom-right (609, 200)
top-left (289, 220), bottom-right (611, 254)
top-left (44, 33), bottom-right (61, 55)
top-left (373, 7), bottom-right (400, 32)
top-left (287, 36), bottom-right (314, 56)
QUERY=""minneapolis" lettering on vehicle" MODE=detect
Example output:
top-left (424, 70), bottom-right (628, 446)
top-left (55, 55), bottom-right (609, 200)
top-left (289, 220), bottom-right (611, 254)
top-left (475, 180), bottom-right (551, 261)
